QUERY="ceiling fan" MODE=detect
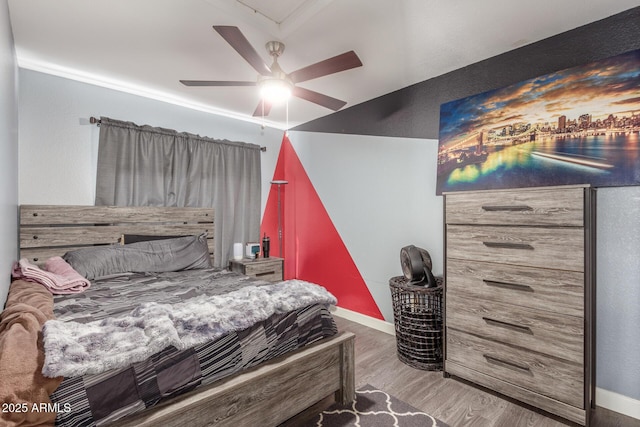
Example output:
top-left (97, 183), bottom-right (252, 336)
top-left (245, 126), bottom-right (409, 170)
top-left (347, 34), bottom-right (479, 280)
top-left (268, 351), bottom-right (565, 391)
top-left (180, 26), bottom-right (363, 117)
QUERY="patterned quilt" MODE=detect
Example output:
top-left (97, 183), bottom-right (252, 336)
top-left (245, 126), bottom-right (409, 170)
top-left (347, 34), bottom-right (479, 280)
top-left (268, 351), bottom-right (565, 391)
top-left (48, 269), bottom-right (338, 426)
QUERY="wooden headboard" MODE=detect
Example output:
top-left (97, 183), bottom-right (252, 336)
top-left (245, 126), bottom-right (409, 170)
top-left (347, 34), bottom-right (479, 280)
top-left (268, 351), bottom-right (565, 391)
top-left (19, 205), bottom-right (215, 265)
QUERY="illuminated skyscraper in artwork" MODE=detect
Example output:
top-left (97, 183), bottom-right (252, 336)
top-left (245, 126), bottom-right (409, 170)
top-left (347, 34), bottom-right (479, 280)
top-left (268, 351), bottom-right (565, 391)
top-left (558, 115), bottom-right (567, 132)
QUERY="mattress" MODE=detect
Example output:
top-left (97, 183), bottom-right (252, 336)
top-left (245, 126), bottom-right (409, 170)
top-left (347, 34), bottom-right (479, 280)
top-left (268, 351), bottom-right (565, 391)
top-left (48, 269), bottom-right (338, 426)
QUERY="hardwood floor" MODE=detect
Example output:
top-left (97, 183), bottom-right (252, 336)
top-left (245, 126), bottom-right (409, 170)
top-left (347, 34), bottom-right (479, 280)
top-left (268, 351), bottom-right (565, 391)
top-left (333, 315), bottom-right (640, 427)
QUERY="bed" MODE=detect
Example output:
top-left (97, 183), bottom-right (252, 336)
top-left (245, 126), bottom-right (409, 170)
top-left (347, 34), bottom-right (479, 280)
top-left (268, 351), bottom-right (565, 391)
top-left (7, 204), bottom-right (355, 427)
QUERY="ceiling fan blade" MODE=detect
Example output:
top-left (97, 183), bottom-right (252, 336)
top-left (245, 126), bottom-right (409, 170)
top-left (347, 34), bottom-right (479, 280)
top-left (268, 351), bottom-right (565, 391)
top-left (252, 100), bottom-right (272, 117)
top-left (180, 80), bottom-right (256, 87)
top-left (288, 51), bottom-right (362, 84)
top-left (293, 86), bottom-right (347, 111)
top-left (213, 26), bottom-right (271, 76)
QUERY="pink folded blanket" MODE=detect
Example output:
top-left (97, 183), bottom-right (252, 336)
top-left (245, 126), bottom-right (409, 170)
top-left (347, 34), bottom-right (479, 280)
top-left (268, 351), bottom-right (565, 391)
top-left (12, 257), bottom-right (90, 294)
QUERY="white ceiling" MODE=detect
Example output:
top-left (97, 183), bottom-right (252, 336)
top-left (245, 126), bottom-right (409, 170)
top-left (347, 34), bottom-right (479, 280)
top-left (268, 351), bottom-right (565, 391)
top-left (8, 0), bottom-right (640, 130)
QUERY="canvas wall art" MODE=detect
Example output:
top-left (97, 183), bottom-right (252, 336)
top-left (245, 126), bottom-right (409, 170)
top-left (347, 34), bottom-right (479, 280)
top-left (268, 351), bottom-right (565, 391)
top-left (436, 48), bottom-right (640, 194)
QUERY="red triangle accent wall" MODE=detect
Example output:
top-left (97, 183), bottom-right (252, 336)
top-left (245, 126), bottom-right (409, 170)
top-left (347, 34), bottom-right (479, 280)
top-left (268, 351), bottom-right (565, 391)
top-left (261, 135), bottom-right (383, 319)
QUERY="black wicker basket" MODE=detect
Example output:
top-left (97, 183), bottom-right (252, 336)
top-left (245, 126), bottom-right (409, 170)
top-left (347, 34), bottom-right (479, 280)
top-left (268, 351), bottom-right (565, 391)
top-left (389, 276), bottom-right (443, 370)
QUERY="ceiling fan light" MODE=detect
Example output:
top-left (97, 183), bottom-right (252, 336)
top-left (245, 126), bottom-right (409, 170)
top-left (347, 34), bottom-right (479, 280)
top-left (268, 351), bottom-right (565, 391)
top-left (259, 79), bottom-right (292, 104)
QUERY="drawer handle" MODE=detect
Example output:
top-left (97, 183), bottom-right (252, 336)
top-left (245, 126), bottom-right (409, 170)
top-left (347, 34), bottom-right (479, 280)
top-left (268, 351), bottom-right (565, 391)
top-left (482, 241), bottom-right (534, 250)
top-left (482, 317), bottom-right (532, 334)
top-left (481, 205), bottom-right (533, 212)
top-left (483, 279), bottom-right (533, 292)
top-left (483, 354), bottom-right (531, 373)
top-left (255, 271), bottom-right (276, 277)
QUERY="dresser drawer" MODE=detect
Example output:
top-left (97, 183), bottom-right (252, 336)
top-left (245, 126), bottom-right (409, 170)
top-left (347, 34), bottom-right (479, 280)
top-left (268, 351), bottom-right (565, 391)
top-left (230, 258), bottom-right (284, 282)
top-left (446, 258), bottom-right (584, 316)
top-left (446, 225), bottom-right (584, 271)
top-left (445, 187), bottom-right (585, 226)
top-left (447, 294), bottom-right (583, 363)
top-left (447, 329), bottom-right (583, 408)
top-left (243, 263), bottom-right (282, 280)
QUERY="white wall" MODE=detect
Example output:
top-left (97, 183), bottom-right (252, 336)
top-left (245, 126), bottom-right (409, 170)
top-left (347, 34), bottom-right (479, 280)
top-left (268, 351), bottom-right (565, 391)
top-left (18, 69), bottom-right (283, 212)
top-left (596, 187), bottom-right (640, 402)
top-left (289, 131), bottom-right (442, 321)
top-left (0, 0), bottom-right (19, 307)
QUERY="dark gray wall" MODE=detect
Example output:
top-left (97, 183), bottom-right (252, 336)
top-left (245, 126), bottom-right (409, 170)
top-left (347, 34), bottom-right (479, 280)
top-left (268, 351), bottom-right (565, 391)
top-left (293, 7), bottom-right (640, 139)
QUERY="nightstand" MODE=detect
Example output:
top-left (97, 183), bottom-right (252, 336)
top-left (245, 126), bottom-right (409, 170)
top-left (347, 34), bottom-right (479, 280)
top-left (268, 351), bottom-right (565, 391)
top-left (229, 257), bottom-right (284, 282)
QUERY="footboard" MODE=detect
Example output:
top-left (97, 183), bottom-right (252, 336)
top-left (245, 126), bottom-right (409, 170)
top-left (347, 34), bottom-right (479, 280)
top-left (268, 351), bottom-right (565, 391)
top-left (111, 331), bottom-right (355, 427)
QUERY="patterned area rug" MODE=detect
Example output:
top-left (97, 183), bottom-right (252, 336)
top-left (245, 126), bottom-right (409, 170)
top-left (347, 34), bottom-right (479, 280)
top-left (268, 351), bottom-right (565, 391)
top-left (306, 384), bottom-right (448, 427)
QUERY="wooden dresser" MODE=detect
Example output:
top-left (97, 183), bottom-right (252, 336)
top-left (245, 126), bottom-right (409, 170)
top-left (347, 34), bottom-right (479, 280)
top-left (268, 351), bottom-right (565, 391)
top-left (443, 185), bottom-right (594, 425)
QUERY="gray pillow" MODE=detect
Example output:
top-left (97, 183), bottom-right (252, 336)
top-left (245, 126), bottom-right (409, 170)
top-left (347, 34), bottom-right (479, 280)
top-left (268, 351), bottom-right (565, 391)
top-left (64, 234), bottom-right (212, 280)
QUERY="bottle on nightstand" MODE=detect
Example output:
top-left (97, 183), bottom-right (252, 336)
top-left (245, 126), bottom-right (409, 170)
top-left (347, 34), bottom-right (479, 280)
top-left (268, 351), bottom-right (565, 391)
top-left (262, 234), bottom-right (270, 258)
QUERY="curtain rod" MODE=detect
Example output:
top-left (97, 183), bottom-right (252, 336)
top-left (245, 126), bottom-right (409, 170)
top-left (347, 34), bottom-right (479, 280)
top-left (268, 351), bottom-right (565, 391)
top-left (88, 117), bottom-right (267, 152)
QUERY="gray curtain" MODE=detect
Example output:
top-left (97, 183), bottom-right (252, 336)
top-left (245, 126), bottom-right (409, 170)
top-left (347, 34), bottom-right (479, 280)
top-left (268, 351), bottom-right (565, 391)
top-left (95, 116), bottom-right (261, 268)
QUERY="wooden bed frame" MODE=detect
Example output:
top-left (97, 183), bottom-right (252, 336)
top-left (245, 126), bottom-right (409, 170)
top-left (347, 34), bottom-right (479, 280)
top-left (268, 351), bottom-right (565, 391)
top-left (19, 205), bottom-right (355, 427)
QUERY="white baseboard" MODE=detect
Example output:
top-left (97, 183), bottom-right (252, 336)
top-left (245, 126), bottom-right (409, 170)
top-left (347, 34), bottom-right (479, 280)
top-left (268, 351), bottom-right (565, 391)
top-left (331, 306), bottom-right (395, 336)
top-left (596, 387), bottom-right (640, 420)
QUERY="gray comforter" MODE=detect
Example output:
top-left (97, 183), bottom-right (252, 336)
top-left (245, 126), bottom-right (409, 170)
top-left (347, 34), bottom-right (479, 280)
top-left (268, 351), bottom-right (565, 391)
top-left (42, 270), bottom-right (337, 378)
top-left (46, 268), bottom-right (339, 427)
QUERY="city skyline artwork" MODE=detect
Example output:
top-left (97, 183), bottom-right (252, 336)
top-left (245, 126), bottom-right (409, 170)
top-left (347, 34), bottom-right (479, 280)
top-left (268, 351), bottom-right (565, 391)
top-left (436, 48), bottom-right (640, 194)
